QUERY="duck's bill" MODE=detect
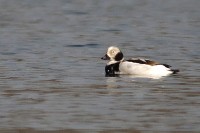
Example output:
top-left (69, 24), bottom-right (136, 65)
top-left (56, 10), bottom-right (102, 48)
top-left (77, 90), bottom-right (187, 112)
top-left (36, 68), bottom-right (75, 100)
top-left (101, 54), bottom-right (110, 60)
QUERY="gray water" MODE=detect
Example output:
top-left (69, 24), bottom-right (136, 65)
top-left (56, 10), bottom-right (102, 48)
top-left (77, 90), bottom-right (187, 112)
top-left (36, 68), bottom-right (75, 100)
top-left (0, 0), bottom-right (200, 132)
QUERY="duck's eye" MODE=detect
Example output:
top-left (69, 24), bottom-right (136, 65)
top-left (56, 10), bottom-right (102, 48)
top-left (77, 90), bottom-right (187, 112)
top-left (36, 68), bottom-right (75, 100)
top-left (111, 50), bottom-right (115, 54)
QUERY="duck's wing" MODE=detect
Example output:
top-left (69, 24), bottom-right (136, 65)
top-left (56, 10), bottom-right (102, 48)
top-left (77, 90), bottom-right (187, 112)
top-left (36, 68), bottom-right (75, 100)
top-left (126, 58), bottom-right (171, 68)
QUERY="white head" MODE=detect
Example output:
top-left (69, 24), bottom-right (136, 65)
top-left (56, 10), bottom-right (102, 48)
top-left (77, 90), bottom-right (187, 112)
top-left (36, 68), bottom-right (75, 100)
top-left (101, 46), bottom-right (124, 61)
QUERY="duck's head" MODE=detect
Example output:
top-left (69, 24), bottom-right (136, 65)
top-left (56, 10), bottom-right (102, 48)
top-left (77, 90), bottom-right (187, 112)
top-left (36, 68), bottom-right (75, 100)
top-left (101, 46), bottom-right (124, 61)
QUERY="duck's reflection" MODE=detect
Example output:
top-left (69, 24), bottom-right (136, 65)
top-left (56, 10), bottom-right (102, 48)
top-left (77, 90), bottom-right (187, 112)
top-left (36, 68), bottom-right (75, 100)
top-left (106, 77), bottom-right (119, 89)
top-left (106, 73), bottom-right (164, 80)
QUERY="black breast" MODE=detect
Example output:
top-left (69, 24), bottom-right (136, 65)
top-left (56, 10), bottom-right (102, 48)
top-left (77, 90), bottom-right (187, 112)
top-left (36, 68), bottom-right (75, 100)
top-left (105, 62), bottom-right (120, 77)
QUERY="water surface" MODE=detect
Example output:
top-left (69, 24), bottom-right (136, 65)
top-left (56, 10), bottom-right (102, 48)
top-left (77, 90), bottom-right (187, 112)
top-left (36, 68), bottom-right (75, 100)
top-left (0, 0), bottom-right (199, 132)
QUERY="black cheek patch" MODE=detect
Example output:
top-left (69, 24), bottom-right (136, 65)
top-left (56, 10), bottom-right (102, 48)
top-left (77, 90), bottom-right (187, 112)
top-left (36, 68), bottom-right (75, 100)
top-left (115, 52), bottom-right (123, 61)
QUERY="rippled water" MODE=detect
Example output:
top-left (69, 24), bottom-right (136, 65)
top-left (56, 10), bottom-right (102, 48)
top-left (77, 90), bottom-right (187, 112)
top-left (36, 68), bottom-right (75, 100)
top-left (0, 0), bottom-right (200, 132)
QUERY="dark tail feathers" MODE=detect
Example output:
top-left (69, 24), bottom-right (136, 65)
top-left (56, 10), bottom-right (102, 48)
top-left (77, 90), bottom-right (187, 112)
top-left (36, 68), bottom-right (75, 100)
top-left (171, 69), bottom-right (180, 74)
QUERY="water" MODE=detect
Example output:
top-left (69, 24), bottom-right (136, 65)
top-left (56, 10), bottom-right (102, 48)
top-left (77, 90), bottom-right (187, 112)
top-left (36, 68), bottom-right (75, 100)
top-left (0, 0), bottom-right (199, 132)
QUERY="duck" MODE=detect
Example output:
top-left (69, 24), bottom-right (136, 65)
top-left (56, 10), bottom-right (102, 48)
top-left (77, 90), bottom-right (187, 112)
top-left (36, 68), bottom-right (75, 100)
top-left (101, 46), bottom-right (179, 78)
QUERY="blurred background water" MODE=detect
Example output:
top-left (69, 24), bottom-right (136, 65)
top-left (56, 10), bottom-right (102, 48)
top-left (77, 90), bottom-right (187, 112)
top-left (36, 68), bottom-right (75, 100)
top-left (0, 0), bottom-right (199, 132)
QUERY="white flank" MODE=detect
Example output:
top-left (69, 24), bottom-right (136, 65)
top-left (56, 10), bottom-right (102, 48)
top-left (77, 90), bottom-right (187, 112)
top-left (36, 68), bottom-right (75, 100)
top-left (119, 61), bottom-right (172, 78)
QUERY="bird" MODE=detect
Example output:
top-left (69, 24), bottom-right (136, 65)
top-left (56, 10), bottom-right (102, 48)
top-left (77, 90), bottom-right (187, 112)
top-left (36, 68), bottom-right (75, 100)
top-left (101, 46), bottom-right (179, 78)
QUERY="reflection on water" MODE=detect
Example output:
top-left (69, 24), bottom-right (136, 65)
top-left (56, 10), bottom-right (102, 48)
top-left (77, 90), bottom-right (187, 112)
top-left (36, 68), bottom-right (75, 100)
top-left (0, 0), bottom-right (200, 132)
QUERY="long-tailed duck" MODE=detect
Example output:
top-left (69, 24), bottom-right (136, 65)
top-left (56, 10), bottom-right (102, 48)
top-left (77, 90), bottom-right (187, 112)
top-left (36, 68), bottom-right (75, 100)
top-left (101, 46), bottom-right (179, 78)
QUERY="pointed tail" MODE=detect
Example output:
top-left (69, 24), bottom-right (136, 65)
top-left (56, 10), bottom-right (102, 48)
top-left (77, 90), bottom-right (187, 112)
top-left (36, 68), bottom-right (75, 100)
top-left (171, 69), bottom-right (180, 74)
